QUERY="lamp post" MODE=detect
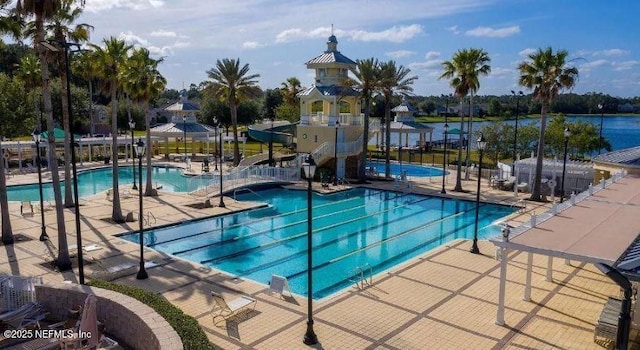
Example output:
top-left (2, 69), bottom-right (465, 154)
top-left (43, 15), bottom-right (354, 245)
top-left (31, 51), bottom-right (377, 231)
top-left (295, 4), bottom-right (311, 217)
top-left (334, 121), bottom-right (339, 185)
top-left (268, 117), bottom-right (274, 167)
top-left (182, 115), bottom-right (188, 162)
top-left (213, 117), bottom-right (218, 171)
top-left (33, 131), bottom-right (48, 242)
top-left (598, 103), bottom-right (604, 155)
top-left (129, 120), bottom-right (137, 190)
top-left (441, 123), bottom-right (449, 194)
top-left (218, 128), bottom-right (226, 209)
top-left (511, 90), bottom-right (524, 165)
top-left (302, 154), bottom-right (318, 345)
top-left (560, 127), bottom-right (571, 203)
top-left (135, 139), bottom-right (148, 280)
top-left (470, 133), bottom-right (487, 254)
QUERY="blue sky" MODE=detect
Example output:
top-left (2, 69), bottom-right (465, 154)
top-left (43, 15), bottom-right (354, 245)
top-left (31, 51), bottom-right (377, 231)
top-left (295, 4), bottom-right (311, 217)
top-left (76, 0), bottom-right (640, 97)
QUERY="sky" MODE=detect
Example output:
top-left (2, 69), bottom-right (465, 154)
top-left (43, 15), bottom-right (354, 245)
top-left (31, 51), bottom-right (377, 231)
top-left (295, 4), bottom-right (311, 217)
top-left (71, 0), bottom-right (640, 98)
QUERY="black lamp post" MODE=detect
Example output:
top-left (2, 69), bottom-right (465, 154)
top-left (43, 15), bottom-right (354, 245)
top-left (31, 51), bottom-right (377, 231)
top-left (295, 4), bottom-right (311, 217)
top-left (213, 117), bottom-right (218, 171)
top-left (334, 121), bottom-right (339, 185)
top-left (511, 90), bottom-right (524, 164)
top-left (218, 129), bottom-right (226, 208)
top-left (598, 103), bottom-right (604, 155)
top-left (441, 123), bottom-right (449, 194)
top-left (302, 154), bottom-right (318, 346)
top-left (268, 117), bottom-right (274, 167)
top-left (470, 133), bottom-right (487, 254)
top-left (129, 120), bottom-right (137, 190)
top-left (135, 139), bottom-right (148, 280)
top-left (182, 115), bottom-right (188, 162)
top-left (33, 131), bottom-right (48, 242)
top-left (560, 127), bottom-right (570, 203)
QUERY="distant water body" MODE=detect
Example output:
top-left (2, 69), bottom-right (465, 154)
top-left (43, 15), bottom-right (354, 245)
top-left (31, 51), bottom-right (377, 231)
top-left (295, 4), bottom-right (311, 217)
top-left (371, 115), bottom-right (640, 152)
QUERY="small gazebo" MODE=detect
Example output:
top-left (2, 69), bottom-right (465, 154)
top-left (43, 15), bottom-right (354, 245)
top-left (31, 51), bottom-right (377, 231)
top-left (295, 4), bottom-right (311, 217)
top-left (375, 98), bottom-right (434, 150)
top-left (149, 115), bottom-right (219, 160)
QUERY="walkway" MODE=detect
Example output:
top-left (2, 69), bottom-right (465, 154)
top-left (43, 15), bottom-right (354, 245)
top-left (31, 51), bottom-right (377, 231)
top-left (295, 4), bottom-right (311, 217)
top-left (0, 161), bottom-right (627, 349)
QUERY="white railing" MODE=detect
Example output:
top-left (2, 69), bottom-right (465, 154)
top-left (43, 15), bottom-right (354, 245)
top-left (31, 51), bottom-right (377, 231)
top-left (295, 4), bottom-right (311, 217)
top-left (189, 165), bottom-right (300, 198)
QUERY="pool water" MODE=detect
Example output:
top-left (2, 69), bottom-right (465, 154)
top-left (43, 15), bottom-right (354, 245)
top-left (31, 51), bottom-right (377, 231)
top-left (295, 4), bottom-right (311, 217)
top-left (120, 187), bottom-right (514, 299)
top-left (366, 161), bottom-right (446, 177)
top-left (6, 166), bottom-right (206, 202)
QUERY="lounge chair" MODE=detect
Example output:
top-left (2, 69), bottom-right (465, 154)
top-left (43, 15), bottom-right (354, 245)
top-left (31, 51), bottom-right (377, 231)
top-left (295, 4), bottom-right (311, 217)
top-left (20, 201), bottom-right (34, 217)
top-left (210, 291), bottom-right (257, 327)
top-left (0, 301), bottom-right (45, 329)
top-left (268, 274), bottom-right (293, 298)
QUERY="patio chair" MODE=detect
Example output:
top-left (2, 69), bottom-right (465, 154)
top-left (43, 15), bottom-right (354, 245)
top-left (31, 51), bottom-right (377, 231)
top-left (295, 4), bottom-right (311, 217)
top-left (210, 291), bottom-right (257, 327)
top-left (20, 201), bottom-right (34, 217)
top-left (268, 274), bottom-right (293, 298)
top-left (0, 301), bottom-right (45, 330)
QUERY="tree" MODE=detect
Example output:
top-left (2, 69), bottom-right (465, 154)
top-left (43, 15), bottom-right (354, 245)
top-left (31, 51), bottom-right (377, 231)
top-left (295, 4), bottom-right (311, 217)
top-left (487, 98), bottom-right (503, 117)
top-left (205, 58), bottom-right (261, 166)
top-left (16, 0), bottom-right (85, 270)
top-left (350, 58), bottom-right (381, 182)
top-left (379, 60), bottom-right (418, 178)
top-left (121, 48), bottom-right (166, 196)
top-left (47, 0), bottom-right (91, 207)
top-left (518, 47), bottom-right (578, 202)
top-left (91, 36), bottom-right (132, 222)
top-left (261, 89), bottom-right (282, 121)
top-left (439, 48), bottom-right (491, 187)
top-left (280, 77), bottom-right (301, 107)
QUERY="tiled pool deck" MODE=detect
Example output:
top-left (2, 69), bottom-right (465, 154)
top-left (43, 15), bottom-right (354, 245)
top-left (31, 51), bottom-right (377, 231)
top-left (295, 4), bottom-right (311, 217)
top-left (1, 160), bottom-right (628, 349)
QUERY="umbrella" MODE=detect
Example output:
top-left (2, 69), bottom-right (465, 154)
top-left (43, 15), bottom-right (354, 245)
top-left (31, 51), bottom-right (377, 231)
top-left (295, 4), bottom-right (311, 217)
top-left (79, 293), bottom-right (100, 348)
top-left (446, 128), bottom-right (468, 135)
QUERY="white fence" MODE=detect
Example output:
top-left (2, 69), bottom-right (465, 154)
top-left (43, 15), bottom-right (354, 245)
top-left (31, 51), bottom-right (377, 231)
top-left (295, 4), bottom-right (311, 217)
top-left (514, 157), bottom-right (594, 196)
top-left (189, 165), bottom-right (301, 198)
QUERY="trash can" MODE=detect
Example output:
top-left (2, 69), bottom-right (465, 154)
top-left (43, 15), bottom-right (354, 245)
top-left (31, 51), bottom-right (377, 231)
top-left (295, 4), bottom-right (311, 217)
top-left (104, 156), bottom-right (110, 164)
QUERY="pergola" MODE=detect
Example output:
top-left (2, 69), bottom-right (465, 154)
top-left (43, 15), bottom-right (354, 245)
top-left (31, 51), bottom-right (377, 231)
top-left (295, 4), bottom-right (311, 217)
top-left (491, 172), bottom-right (640, 325)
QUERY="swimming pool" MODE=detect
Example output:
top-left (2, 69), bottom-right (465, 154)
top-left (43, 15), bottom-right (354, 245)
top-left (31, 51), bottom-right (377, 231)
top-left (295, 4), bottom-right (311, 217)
top-left (365, 161), bottom-right (446, 177)
top-left (120, 187), bottom-right (514, 299)
top-left (6, 166), bottom-right (206, 202)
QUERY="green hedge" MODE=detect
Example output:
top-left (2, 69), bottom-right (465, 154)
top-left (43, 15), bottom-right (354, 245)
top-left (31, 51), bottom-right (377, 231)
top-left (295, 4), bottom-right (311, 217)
top-left (87, 280), bottom-right (216, 350)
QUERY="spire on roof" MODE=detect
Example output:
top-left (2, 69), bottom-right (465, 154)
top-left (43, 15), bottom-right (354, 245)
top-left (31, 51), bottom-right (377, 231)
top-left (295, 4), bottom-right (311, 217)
top-left (326, 25), bottom-right (338, 53)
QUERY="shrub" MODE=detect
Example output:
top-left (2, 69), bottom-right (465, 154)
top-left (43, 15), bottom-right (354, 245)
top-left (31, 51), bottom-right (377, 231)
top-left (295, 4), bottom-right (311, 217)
top-left (87, 280), bottom-right (217, 350)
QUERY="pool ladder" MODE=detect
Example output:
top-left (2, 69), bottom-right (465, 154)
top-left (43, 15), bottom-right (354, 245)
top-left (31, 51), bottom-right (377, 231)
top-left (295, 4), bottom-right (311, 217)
top-left (350, 263), bottom-right (373, 290)
top-left (143, 211), bottom-right (157, 227)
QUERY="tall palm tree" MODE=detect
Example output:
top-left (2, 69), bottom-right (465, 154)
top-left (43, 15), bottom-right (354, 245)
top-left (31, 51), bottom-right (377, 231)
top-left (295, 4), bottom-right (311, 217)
top-left (91, 37), bottom-right (131, 222)
top-left (518, 47), bottom-right (578, 202)
top-left (439, 48), bottom-right (491, 190)
top-left (121, 48), bottom-right (166, 196)
top-left (280, 77), bottom-right (301, 106)
top-left (47, 0), bottom-right (91, 207)
top-left (350, 58), bottom-right (381, 183)
top-left (205, 58), bottom-right (261, 166)
top-left (379, 60), bottom-right (417, 179)
top-left (16, 0), bottom-right (85, 270)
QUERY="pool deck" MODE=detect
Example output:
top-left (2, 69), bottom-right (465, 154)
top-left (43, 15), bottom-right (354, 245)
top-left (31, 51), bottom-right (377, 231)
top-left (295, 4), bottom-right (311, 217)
top-left (1, 159), bottom-right (627, 349)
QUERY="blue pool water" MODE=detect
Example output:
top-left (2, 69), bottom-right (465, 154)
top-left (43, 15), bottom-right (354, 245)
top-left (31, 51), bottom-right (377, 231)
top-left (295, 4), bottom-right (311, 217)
top-left (120, 187), bottom-right (514, 299)
top-left (366, 161), bottom-right (446, 177)
top-left (6, 166), bottom-right (205, 202)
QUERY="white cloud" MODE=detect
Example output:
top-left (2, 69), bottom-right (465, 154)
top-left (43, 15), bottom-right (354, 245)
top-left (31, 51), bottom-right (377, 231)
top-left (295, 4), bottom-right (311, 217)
top-left (425, 51), bottom-right (440, 60)
top-left (85, 0), bottom-right (165, 12)
top-left (488, 67), bottom-right (513, 79)
top-left (408, 60), bottom-right (442, 71)
top-left (612, 60), bottom-right (640, 71)
top-left (119, 31), bottom-right (150, 46)
top-left (465, 25), bottom-right (520, 38)
top-left (600, 49), bottom-right (630, 57)
top-left (580, 59), bottom-right (608, 71)
top-left (242, 41), bottom-right (264, 49)
top-left (386, 50), bottom-right (415, 59)
top-left (446, 25), bottom-right (460, 35)
top-left (150, 29), bottom-right (177, 38)
top-left (275, 24), bottom-right (422, 43)
top-left (518, 48), bottom-right (537, 58)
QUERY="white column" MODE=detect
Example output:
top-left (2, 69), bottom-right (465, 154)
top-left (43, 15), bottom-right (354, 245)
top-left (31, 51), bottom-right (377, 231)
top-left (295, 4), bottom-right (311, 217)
top-left (496, 246), bottom-right (509, 325)
top-left (546, 256), bottom-right (553, 282)
top-left (79, 143), bottom-right (83, 166)
top-left (524, 252), bottom-right (533, 301)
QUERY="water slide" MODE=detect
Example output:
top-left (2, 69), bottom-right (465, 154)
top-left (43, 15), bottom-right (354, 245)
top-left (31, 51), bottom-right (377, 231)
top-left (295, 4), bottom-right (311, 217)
top-left (247, 120), bottom-right (296, 146)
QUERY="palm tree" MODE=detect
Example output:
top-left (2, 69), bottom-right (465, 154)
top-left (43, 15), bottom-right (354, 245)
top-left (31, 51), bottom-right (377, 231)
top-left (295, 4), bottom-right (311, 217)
top-left (205, 58), bottom-right (261, 166)
top-left (91, 37), bottom-right (131, 222)
top-left (121, 48), bottom-right (166, 196)
top-left (280, 77), bottom-right (301, 106)
top-left (0, 1), bottom-right (23, 43)
top-left (71, 49), bottom-right (98, 135)
top-left (16, 0), bottom-right (85, 270)
top-left (439, 48), bottom-right (491, 190)
top-left (518, 47), bottom-right (578, 202)
top-left (47, 0), bottom-right (91, 207)
top-left (379, 60), bottom-right (417, 178)
top-left (350, 58), bottom-right (381, 183)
